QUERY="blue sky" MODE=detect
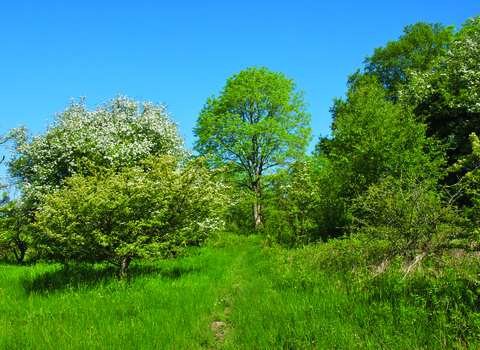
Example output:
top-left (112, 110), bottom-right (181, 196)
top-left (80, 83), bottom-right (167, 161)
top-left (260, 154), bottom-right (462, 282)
top-left (0, 0), bottom-right (478, 181)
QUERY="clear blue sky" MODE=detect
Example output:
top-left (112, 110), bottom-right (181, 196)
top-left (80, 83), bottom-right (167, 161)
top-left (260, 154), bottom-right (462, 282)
top-left (0, 0), bottom-right (478, 180)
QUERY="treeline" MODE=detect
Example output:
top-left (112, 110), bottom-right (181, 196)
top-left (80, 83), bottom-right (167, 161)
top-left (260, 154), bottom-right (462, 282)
top-left (222, 16), bottom-right (480, 252)
top-left (1, 15), bottom-right (480, 282)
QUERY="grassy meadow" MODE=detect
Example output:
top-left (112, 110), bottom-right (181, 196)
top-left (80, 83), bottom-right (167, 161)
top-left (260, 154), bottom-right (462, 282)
top-left (1, 233), bottom-right (480, 349)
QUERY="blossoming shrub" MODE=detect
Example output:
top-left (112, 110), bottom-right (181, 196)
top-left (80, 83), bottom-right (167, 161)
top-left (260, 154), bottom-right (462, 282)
top-left (8, 95), bottom-right (187, 208)
top-left (34, 155), bottom-right (230, 280)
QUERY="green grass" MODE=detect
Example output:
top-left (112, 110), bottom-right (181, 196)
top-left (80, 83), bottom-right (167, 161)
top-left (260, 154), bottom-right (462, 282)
top-left (223, 244), bottom-right (480, 349)
top-left (1, 233), bottom-right (480, 349)
top-left (0, 235), bottom-right (252, 349)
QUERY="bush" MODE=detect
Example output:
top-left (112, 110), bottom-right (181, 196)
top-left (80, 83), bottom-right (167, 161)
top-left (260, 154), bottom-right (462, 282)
top-left (34, 155), bottom-right (230, 280)
top-left (350, 173), bottom-right (467, 260)
top-left (8, 95), bottom-right (186, 211)
top-left (262, 160), bottom-right (318, 246)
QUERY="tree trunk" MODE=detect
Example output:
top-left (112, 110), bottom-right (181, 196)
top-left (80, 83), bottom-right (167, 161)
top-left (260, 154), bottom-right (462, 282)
top-left (12, 238), bottom-right (27, 265)
top-left (252, 178), bottom-right (264, 229)
top-left (118, 256), bottom-right (132, 282)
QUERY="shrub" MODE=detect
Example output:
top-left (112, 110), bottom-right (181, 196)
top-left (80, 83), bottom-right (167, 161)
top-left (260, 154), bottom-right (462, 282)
top-left (34, 156), bottom-right (230, 280)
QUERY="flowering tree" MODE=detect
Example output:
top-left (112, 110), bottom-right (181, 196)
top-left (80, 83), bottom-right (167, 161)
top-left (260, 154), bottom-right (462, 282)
top-left (402, 16), bottom-right (480, 163)
top-left (8, 95), bottom-right (187, 209)
top-left (34, 156), bottom-right (229, 280)
top-left (362, 21), bottom-right (454, 102)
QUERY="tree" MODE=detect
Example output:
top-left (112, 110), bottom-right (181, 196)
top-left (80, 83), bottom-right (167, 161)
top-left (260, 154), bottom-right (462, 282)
top-left (8, 95), bottom-right (187, 211)
top-left (363, 21), bottom-right (454, 102)
top-left (193, 66), bottom-right (312, 229)
top-left (34, 156), bottom-right (230, 280)
top-left (322, 21), bottom-right (455, 156)
top-left (315, 75), bottom-right (443, 238)
top-left (403, 16), bottom-right (480, 165)
top-left (0, 200), bottom-right (32, 263)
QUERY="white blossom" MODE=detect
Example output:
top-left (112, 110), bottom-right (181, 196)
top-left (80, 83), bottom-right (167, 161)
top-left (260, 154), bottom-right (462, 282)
top-left (8, 95), bottom-right (188, 206)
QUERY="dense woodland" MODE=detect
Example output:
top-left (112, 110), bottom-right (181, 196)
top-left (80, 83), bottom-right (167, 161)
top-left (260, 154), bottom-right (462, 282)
top-left (1, 15), bottom-right (480, 348)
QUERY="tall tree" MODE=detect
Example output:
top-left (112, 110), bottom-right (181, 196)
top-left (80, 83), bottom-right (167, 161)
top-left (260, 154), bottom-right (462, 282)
top-left (320, 20), bottom-right (455, 155)
top-left (193, 66), bottom-right (312, 229)
top-left (315, 75), bottom-right (443, 238)
top-left (403, 16), bottom-right (480, 165)
top-left (363, 21), bottom-right (454, 102)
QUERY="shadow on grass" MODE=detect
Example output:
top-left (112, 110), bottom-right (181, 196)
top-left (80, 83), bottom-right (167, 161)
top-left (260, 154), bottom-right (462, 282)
top-left (20, 259), bottom-right (200, 295)
top-left (1, 259), bottom-right (38, 267)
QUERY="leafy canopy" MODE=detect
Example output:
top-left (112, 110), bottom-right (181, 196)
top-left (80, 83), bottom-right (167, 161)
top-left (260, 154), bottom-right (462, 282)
top-left (315, 75), bottom-right (443, 238)
top-left (363, 21), bottom-right (454, 102)
top-left (403, 16), bottom-right (480, 163)
top-left (194, 66), bottom-right (311, 185)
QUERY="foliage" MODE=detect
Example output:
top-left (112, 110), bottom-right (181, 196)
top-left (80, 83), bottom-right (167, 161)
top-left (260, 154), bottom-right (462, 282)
top-left (0, 200), bottom-right (33, 263)
top-left (8, 95), bottom-right (187, 210)
top-left (222, 192), bottom-right (257, 237)
top-left (362, 21), bottom-right (454, 102)
top-left (403, 15), bottom-right (480, 163)
top-left (0, 131), bottom-right (9, 191)
top-left (315, 76), bottom-right (442, 238)
top-left (309, 155), bottom-right (351, 239)
top-left (34, 155), bottom-right (230, 279)
top-left (262, 159), bottom-right (319, 246)
top-left (449, 132), bottom-right (480, 252)
top-left (194, 66), bottom-right (312, 228)
top-left (351, 173), bottom-right (466, 259)
top-left (451, 132), bottom-right (480, 198)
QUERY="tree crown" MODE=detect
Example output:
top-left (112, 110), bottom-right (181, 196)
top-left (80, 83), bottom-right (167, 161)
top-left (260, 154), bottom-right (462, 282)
top-left (194, 66), bottom-right (312, 182)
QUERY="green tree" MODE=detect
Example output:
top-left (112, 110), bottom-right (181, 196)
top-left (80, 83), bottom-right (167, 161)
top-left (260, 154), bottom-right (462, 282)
top-left (315, 76), bottom-right (443, 238)
top-left (193, 66), bottom-right (312, 229)
top-left (403, 16), bottom-right (480, 165)
top-left (321, 21), bottom-right (454, 155)
top-left (35, 156), bottom-right (229, 280)
top-left (363, 21), bottom-right (454, 102)
top-left (0, 200), bottom-right (32, 263)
